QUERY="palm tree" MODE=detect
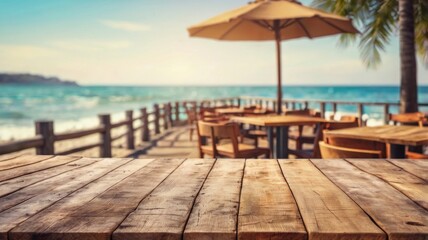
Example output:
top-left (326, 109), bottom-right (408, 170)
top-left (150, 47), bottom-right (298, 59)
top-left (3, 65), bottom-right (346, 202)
top-left (311, 0), bottom-right (428, 113)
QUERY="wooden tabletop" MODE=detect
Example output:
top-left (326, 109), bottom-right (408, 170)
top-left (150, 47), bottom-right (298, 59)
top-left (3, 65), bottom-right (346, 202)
top-left (1, 155), bottom-right (427, 240)
top-left (215, 108), bottom-right (266, 115)
top-left (325, 125), bottom-right (428, 146)
top-left (231, 115), bottom-right (326, 127)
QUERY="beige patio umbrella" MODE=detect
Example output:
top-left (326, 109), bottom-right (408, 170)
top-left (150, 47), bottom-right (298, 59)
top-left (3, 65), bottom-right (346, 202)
top-left (188, 0), bottom-right (359, 114)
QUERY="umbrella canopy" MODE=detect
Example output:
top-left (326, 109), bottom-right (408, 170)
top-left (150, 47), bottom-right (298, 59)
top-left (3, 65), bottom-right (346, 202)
top-left (188, 0), bottom-right (359, 113)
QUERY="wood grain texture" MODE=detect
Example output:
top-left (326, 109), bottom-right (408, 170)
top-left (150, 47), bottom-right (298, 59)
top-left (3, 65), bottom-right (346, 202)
top-left (387, 159), bottom-right (428, 181)
top-left (113, 158), bottom-right (215, 240)
top-left (347, 159), bottom-right (428, 210)
top-left (312, 159), bottom-right (428, 240)
top-left (0, 155), bottom-right (80, 182)
top-left (10, 159), bottom-right (184, 240)
top-left (238, 159), bottom-right (306, 240)
top-left (0, 154), bottom-right (20, 162)
top-left (280, 159), bottom-right (385, 240)
top-left (0, 156), bottom-right (86, 197)
top-left (232, 115), bottom-right (325, 127)
top-left (0, 158), bottom-right (130, 240)
top-left (184, 159), bottom-right (245, 240)
top-left (0, 155), bottom-right (52, 171)
top-left (324, 126), bottom-right (428, 146)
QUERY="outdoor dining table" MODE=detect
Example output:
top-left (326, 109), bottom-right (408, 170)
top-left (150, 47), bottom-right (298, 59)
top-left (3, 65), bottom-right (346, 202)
top-left (232, 115), bottom-right (326, 158)
top-left (1, 156), bottom-right (427, 240)
top-left (215, 107), bottom-right (267, 116)
top-left (324, 125), bottom-right (428, 158)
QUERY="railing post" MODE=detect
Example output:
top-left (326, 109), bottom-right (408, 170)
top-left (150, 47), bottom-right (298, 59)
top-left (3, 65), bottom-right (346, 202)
top-left (304, 101), bottom-right (308, 110)
top-left (383, 104), bottom-right (390, 124)
top-left (98, 114), bottom-right (112, 157)
top-left (357, 103), bottom-right (364, 126)
top-left (163, 104), bottom-right (169, 130)
top-left (167, 102), bottom-right (173, 127)
top-left (320, 102), bottom-right (326, 118)
top-left (237, 98), bottom-right (241, 108)
top-left (140, 108), bottom-right (150, 142)
top-left (332, 103), bottom-right (337, 116)
top-left (175, 101), bottom-right (180, 123)
top-left (154, 104), bottom-right (160, 134)
top-left (125, 110), bottom-right (135, 149)
top-left (35, 120), bottom-right (55, 155)
top-left (291, 102), bottom-right (296, 110)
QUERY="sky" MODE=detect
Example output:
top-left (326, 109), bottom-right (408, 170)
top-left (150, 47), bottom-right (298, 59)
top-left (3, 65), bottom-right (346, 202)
top-left (0, 0), bottom-right (427, 86)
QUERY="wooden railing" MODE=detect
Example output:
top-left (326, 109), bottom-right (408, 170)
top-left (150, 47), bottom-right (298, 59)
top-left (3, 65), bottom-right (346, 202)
top-left (0, 97), bottom-right (240, 157)
top-left (240, 96), bottom-right (428, 126)
top-left (1, 95), bottom-right (426, 157)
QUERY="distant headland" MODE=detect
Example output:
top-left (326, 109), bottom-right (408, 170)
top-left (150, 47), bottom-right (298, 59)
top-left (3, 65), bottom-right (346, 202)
top-left (0, 73), bottom-right (79, 86)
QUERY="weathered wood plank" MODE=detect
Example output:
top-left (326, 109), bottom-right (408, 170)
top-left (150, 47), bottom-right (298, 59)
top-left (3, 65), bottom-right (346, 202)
top-left (238, 159), bottom-right (306, 240)
top-left (113, 158), bottom-right (215, 240)
top-left (387, 159), bottom-right (428, 181)
top-left (347, 159), bottom-right (428, 210)
top-left (0, 158), bottom-right (130, 240)
top-left (10, 158), bottom-right (183, 240)
top-left (0, 154), bottom-right (20, 162)
top-left (312, 159), bottom-right (428, 240)
top-left (184, 159), bottom-right (245, 240)
top-left (0, 155), bottom-right (52, 171)
top-left (280, 159), bottom-right (385, 240)
top-left (0, 155), bottom-right (80, 182)
top-left (0, 156), bottom-right (87, 197)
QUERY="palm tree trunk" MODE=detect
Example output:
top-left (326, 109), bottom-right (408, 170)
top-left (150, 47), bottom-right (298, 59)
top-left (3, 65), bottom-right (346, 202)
top-left (399, 0), bottom-right (418, 113)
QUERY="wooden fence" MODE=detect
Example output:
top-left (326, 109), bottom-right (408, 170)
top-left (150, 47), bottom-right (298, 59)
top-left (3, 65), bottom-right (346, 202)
top-left (0, 98), bottom-right (240, 157)
top-left (1, 96), bottom-right (427, 157)
top-left (240, 96), bottom-right (428, 126)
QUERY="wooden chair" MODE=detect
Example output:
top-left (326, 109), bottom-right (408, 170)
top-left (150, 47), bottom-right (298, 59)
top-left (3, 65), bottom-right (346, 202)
top-left (319, 141), bottom-right (382, 159)
top-left (323, 131), bottom-right (387, 158)
top-left (388, 112), bottom-right (426, 158)
top-left (196, 121), bottom-right (270, 158)
top-left (287, 109), bottom-right (321, 149)
top-left (186, 109), bottom-right (198, 141)
top-left (289, 121), bottom-right (359, 158)
top-left (388, 112), bottom-right (424, 127)
top-left (406, 151), bottom-right (428, 159)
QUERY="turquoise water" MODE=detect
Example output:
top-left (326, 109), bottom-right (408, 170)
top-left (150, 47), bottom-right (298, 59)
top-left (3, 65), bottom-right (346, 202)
top-left (1, 85), bottom-right (427, 140)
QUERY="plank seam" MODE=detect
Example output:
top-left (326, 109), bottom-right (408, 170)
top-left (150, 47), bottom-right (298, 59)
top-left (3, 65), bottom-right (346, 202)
top-left (344, 158), bottom-right (428, 211)
top-left (8, 158), bottom-right (135, 240)
top-left (0, 155), bottom-right (54, 171)
top-left (111, 158), bottom-right (188, 238)
top-left (308, 158), bottom-right (388, 237)
top-left (385, 159), bottom-right (428, 182)
top-left (54, 159), bottom-right (156, 216)
top-left (0, 156), bottom-right (83, 183)
top-left (235, 159), bottom-right (246, 240)
top-left (276, 159), bottom-right (309, 237)
top-left (0, 155), bottom-right (21, 162)
top-left (0, 158), bottom-right (98, 209)
top-left (181, 158), bottom-right (217, 240)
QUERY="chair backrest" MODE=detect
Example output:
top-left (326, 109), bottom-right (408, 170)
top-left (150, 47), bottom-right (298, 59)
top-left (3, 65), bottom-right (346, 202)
top-left (319, 141), bottom-right (382, 159)
top-left (186, 109), bottom-right (197, 125)
top-left (196, 121), bottom-right (240, 157)
top-left (388, 112), bottom-right (424, 127)
top-left (323, 131), bottom-right (387, 158)
top-left (326, 121), bottom-right (359, 131)
top-left (340, 115), bottom-right (359, 122)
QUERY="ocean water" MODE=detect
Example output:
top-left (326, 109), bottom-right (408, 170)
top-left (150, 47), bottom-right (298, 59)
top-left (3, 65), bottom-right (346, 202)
top-left (1, 85), bottom-right (427, 140)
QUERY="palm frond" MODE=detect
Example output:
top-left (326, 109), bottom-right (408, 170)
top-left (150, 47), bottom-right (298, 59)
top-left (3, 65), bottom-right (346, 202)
top-left (358, 0), bottom-right (397, 68)
top-left (311, 0), bottom-right (398, 68)
top-left (414, 0), bottom-right (428, 66)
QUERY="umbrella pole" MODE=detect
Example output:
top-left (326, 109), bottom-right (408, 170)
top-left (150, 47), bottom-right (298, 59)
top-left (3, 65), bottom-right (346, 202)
top-left (274, 21), bottom-right (282, 114)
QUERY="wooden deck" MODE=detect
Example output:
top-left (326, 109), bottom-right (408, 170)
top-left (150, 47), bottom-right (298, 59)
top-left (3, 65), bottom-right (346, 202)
top-left (0, 156), bottom-right (427, 240)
